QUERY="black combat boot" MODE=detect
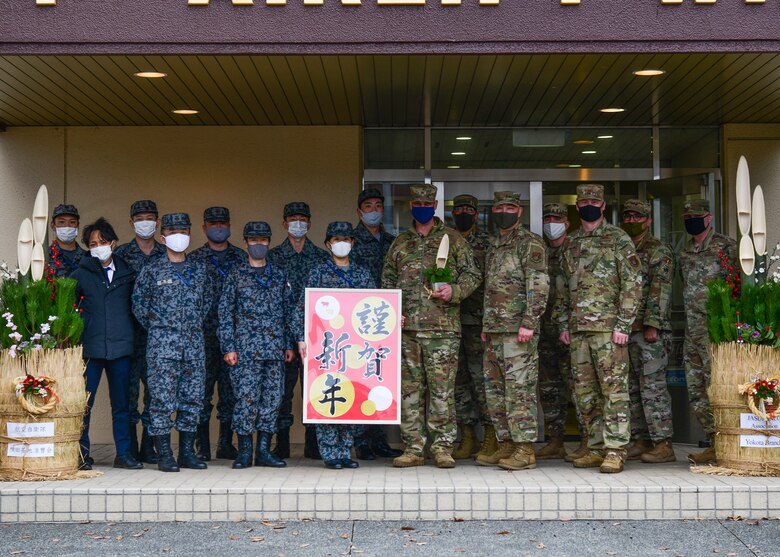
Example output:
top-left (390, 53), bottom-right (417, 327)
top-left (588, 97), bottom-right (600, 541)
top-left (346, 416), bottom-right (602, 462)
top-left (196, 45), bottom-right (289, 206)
top-left (303, 426), bottom-right (322, 460)
top-left (178, 431), bottom-right (208, 469)
top-left (256, 432), bottom-right (287, 468)
top-left (272, 428), bottom-right (290, 459)
top-left (139, 427), bottom-right (159, 465)
top-left (129, 423), bottom-right (139, 460)
top-left (354, 435), bottom-right (376, 461)
top-left (371, 427), bottom-right (402, 458)
top-left (195, 422), bottom-right (211, 462)
top-left (216, 421), bottom-right (238, 460)
top-left (152, 434), bottom-right (180, 473)
top-left (232, 435), bottom-right (253, 469)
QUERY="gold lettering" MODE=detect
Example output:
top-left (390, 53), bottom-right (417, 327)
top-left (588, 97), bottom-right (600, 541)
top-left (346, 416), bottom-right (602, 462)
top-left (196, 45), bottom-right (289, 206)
top-left (560, 0), bottom-right (580, 4)
top-left (36, 0), bottom-right (56, 5)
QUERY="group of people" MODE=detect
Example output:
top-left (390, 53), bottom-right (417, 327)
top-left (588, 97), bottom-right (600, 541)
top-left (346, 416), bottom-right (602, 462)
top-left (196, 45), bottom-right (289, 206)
top-left (50, 181), bottom-right (735, 475)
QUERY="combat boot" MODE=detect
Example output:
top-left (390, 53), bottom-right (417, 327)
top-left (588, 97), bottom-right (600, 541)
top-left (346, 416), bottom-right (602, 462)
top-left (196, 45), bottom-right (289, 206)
top-left (433, 451), bottom-right (456, 469)
top-left (129, 423), bottom-right (139, 459)
top-left (195, 422), bottom-right (211, 462)
top-left (564, 437), bottom-right (589, 463)
top-left (354, 436), bottom-right (376, 460)
top-left (498, 442), bottom-right (537, 471)
top-left (178, 431), bottom-right (208, 469)
top-left (641, 439), bottom-right (676, 464)
top-left (152, 434), bottom-right (180, 473)
top-left (232, 434), bottom-right (253, 469)
top-left (535, 436), bottom-right (566, 460)
top-left (452, 424), bottom-right (479, 460)
top-left (304, 426), bottom-right (322, 460)
top-left (216, 422), bottom-right (238, 460)
top-left (371, 431), bottom-right (402, 458)
top-left (256, 432), bottom-right (287, 468)
top-left (272, 428), bottom-right (290, 459)
top-left (139, 427), bottom-right (159, 465)
top-left (688, 446), bottom-right (716, 464)
top-left (599, 449), bottom-right (626, 474)
top-left (573, 449), bottom-right (604, 468)
top-left (392, 450), bottom-right (425, 468)
top-left (474, 424), bottom-right (499, 460)
top-left (475, 440), bottom-right (516, 467)
top-left (627, 439), bottom-right (653, 461)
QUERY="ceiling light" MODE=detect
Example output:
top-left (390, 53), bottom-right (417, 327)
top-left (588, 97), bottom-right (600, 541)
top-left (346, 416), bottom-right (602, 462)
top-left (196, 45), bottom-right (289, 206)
top-left (569, 164), bottom-right (582, 168)
top-left (456, 136), bottom-right (472, 141)
top-left (582, 150), bottom-right (597, 154)
top-left (633, 69), bottom-right (665, 77)
top-left (134, 71), bottom-right (167, 79)
top-left (451, 152), bottom-right (466, 156)
top-left (597, 135), bottom-right (614, 139)
top-left (573, 139), bottom-right (594, 145)
top-left (600, 108), bottom-right (625, 113)
top-left (447, 165), bottom-right (461, 169)
top-left (172, 109), bottom-right (198, 115)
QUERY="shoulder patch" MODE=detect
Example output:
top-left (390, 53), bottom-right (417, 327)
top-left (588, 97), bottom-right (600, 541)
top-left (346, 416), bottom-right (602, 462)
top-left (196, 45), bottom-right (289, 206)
top-left (627, 253), bottom-right (641, 269)
top-left (527, 243), bottom-right (546, 270)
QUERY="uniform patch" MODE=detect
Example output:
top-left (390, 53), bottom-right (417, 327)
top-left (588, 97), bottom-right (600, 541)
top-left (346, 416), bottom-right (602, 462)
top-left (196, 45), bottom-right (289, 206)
top-left (528, 245), bottom-right (546, 270)
top-left (627, 254), bottom-right (641, 269)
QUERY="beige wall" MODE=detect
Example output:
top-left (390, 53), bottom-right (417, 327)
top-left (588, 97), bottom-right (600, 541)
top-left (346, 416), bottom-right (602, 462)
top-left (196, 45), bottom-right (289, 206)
top-left (1, 125), bottom-right (362, 445)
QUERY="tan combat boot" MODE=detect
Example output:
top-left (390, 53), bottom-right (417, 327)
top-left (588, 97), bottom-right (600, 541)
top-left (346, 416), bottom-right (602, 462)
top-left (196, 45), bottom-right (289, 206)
top-left (392, 449), bottom-right (425, 468)
top-left (641, 439), bottom-right (676, 463)
top-left (572, 449), bottom-right (604, 468)
top-left (474, 424), bottom-right (499, 460)
top-left (687, 446), bottom-right (716, 465)
top-left (475, 440), bottom-right (515, 467)
top-left (535, 436), bottom-right (566, 460)
top-left (626, 439), bottom-right (654, 461)
top-left (433, 451), bottom-right (456, 469)
top-left (564, 437), bottom-right (589, 463)
top-left (452, 425), bottom-right (479, 460)
top-left (498, 442), bottom-right (537, 471)
top-left (599, 449), bottom-right (626, 474)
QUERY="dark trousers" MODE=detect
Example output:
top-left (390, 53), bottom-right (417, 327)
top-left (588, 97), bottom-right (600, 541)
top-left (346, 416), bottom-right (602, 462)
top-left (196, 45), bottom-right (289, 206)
top-left (80, 356), bottom-right (132, 458)
top-left (277, 356), bottom-right (303, 431)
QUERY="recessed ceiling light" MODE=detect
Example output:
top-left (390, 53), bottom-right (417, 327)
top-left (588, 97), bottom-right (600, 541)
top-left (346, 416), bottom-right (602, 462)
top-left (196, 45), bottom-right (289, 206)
top-left (582, 150), bottom-right (597, 154)
top-left (569, 164), bottom-right (582, 168)
top-left (600, 108), bottom-right (625, 113)
top-left (633, 69), bottom-right (665, 77)
top-left (172, 109), bottom-right (198, 115)
top-left (134, 71), bottom-right (167, 79)
top-left (597, 135), bottom-right (614, 139)
top-left (573, 139), bottom-right (594, 145)
top-left (447, 165), bottom-right (461, 169)
top-left (451, 152), bottom-right (466, 156)
top-left (456, 136), bottom-right (472, 141)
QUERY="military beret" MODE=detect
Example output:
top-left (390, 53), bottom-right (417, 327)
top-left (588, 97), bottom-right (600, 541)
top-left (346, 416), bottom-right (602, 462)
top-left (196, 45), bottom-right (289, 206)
top-left (683, 199), bottom-right (710, 216)
top-left (161, 212), bottom-right (191, 229)
top-left (243, 221), bottom-right (272, 239)
top-left (623, 199), bottom-right (651, 217)
top-left (493, 191), bottom-right (521, 207)
top-left (453, 194), bottom-right (479, 211)
top-left (284, 201), bottom-right (311, 219)
top-left (203, 206), bottom-right (230, 223)
top-left (410, 184), bottom-right (437, 203)
top-left (543, 203), bottom-right (568, 218)
top-left (130, 199), bottom-right (158, 217)
top-left (325, 221), bottom-right (354, 241)
top-left (576, 184), bottom-right (604, 202)
top-left (52, 204), bottom-right (79, 220)
top-left (358, 188), bottom-right (384, 207)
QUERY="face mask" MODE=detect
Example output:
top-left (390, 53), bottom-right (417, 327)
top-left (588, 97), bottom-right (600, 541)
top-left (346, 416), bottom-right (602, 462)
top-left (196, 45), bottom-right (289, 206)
top-left (55, 227), bottom-right (78, 244)
top-left (578, 204), bottom-right (602, 223)
top-left (288, 221), bottom-right (308, 238)
top-left (164, 233), bottom-right (190, 253)
top-left (411, 207), bottom-right (435, 225)
top-left (330, 241), bottom-right (352, 258)
top-left (206, 226), bottom-right (231, 243)
top-left (622, 222), bottom-right (646, 238)
top-left (247, 243), bottom-right (269, 260)
top-left (684, 217), bottom-right (707, 236)
top-left (493, 211), bottom-right (518, 230)
top-left (360, 210), bottom-right (383, 228)
top-left (453, 213), bottom-right (475, 232)
top-left (133, 220), bottom-right (157, 240)
top-left (90, 245), bottom-right (112, 263)
top-left (543, 222), bottom-right (566, 241)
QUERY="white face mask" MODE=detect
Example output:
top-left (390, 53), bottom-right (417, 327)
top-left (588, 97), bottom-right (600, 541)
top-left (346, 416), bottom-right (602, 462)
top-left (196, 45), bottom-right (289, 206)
top-left (90, 245), bottom-right (113, 263)
top-left (134, 220), bottom-right (157, 240)
top-left (330, 241), bottom-right (352, 258)
top-left (164, 233), bottom-right (190, 253)
top-left (288, 221), bottom-right (308, 239)
top-left (543, 222), bottom-right (567, 241)
top-left (56, 227), bottom-right (78, 244)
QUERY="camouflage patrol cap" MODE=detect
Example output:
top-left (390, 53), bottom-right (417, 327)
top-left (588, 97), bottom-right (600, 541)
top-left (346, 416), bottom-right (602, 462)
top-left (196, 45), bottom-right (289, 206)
top-left (683, 199), bottom-right (710, 216)
top-left (358, 188), bottom-right (384, 207)
top-left (410, 184), bottom-right (437, 203)
top-left (576, 184), bottom-right (604, 202)
top-left (203, 206), bottom-right (230, 223)
top-left (325, 221), bottom-right (354, 241)
top-left (283, 201), bottom-right (311, 219)
top-left (52, 204), bottom-right (80, 220)
top-left (493, 191), bottom-right (521, 208)
top-left (453, 194), bottom-right (479, 211)
top-left (543, 203), bottom-right (568, 218)
top-left (243, 221), bottom-right (272, 239)
top-left (130, 200), bottom-right (158, 217)
top-left (161, 212), bottom-right (191, 230)
top-left (623, 199), bottom-right (651, 217)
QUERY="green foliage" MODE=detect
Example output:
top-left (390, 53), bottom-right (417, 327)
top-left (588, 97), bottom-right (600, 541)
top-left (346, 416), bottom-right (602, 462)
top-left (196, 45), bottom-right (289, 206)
top-left (707, 278), bottom-right (780, 347)
top-left (424, 265), bottom-right (453, 284)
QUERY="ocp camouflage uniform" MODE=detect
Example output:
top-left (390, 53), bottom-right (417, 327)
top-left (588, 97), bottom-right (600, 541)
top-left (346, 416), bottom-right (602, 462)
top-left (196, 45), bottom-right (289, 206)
top-left (383, 192), bottom-right (481, 457)
top-left (555, 186), bottom-right (642, 452)
top-left (482, 194), bottom-right (549, 444)
top-left (678, 202), bottom-right (737, 437)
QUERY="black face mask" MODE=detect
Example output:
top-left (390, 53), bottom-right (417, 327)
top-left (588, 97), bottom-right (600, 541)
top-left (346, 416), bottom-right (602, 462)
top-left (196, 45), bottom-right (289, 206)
top-left (453, 213), bottom-right (475, 232)
top-left (578, 204), bottom-right (602, 223)
top-left (493, 212), bottom-right (518, 230)
top-left (684, 217), bottom-right (707, 236)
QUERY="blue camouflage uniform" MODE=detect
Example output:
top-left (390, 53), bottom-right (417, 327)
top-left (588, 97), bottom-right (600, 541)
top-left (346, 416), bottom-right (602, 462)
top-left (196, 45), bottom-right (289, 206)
top-left (351, 221), bottom-right (395, 287)
top-left (47, 204), bottom-right (87, 278)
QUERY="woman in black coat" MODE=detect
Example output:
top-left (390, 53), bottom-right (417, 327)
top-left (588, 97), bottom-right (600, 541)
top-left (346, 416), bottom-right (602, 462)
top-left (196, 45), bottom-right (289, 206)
top-left (74, 218), bottom-right (141, 470)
